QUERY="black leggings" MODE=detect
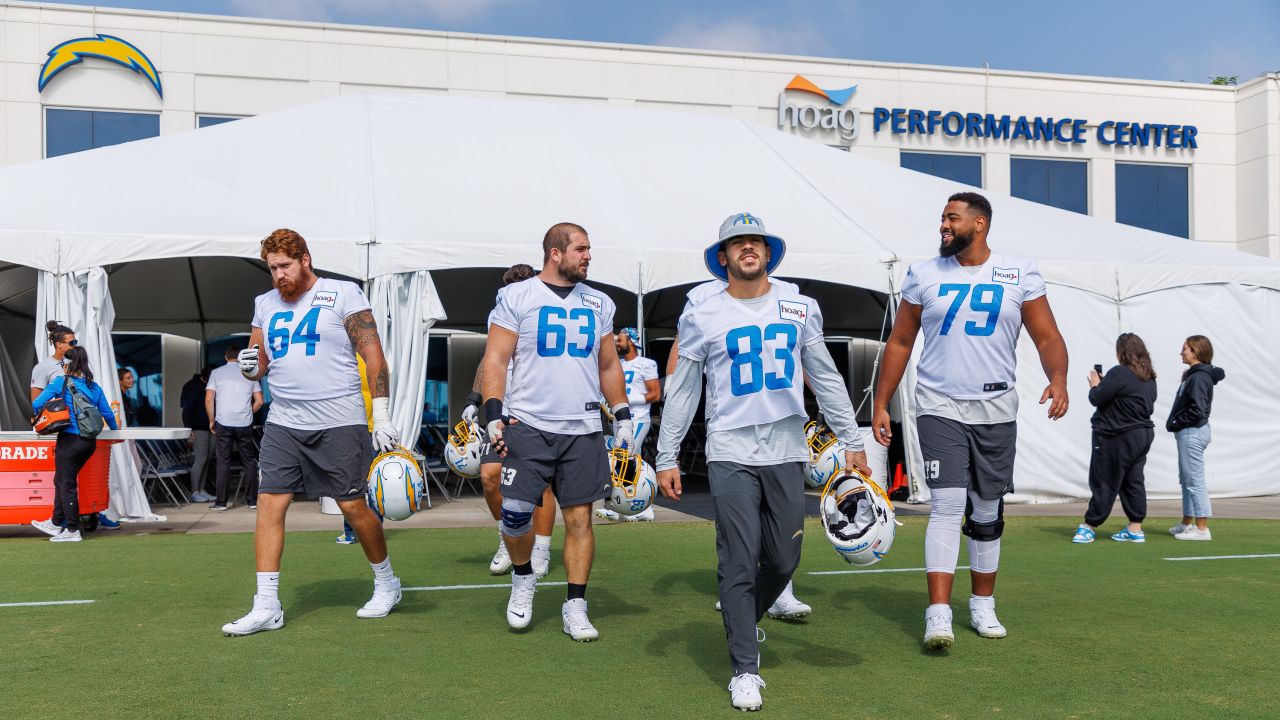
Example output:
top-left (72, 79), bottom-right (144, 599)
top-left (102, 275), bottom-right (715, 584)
top-left (51, 432), bottom-right (98, 532)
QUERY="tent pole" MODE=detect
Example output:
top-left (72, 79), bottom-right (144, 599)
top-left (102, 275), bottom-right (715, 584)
top-left (636, 263), bottom-right (645, 348)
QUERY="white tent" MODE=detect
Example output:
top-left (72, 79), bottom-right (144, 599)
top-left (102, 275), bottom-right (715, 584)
top-left (0, 92), bottom-right (1277, 503)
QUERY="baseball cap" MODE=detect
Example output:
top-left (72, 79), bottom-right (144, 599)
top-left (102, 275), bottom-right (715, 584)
top-left (704, 212), bottom-right (786, 281)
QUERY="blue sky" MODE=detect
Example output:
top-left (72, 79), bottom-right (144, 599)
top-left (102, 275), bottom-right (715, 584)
top-left (39, 0), bottom-right (1280, 84)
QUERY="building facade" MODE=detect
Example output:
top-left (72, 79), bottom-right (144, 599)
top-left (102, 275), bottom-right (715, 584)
top-left (2, 0), bottom-right (1278, 258)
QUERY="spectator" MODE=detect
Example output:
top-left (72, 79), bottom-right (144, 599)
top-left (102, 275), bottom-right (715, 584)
top-left (206, 345), bottom-right (264, 511)
top-left (28, 346), bottom-right (119, 542)
top-left (1167, 335), bottom-right (1224, 541)
top-left (1072, 333), bottom-right (1157, 544)
top-left (181, 366), bottom-right (217, 502)
top-left (118, 368), bottom-right (137, 426)
top-left (31, 321), bottom-right (75, 402)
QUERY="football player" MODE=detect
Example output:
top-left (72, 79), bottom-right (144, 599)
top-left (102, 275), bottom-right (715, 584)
top-left (594, 327), bottom-right (660, 522)
top-left (480, 222), bottom-right (629, 642)
top-left (872, 192), bottom-right (1068, 650)
top-left (222, 228), bottom-right (402, 636)
top-left (656, 213), bottom-right (869, 711)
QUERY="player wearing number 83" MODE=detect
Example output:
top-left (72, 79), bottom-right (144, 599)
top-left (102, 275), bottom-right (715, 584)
top-left (871, 192), bottom-right (1069, 651)
top-left (656, 212), bottom-right (868, 712)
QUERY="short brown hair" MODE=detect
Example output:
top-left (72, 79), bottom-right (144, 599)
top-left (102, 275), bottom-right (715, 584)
top-left (260, 228), bottom-right (310, 262)
top-left (502, 263), bottom-right (535, 285)
top-left (542, 222), bottom-right (587, 263)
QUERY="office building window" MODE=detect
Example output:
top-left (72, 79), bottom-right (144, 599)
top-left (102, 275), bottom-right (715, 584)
top-left (1011, 158), bottom-right (1087, 214)
top-left (197, 115), bottom-right (243, 128)
top-left (900, 151), bottom-right (983, 187)
top-left (45, 108), bottom-right (159, 158)
top-left (1115, 163), bottom-right (1189, 238)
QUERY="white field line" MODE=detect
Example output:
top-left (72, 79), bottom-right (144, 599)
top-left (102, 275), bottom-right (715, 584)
top-left (402, 581), bottom-right (567, 592)
top-left (0, 599), bottom-right (95, 608)
top-left (808, 566), bottom-right (970, 576)
top-left (1164, 553), bottom-right (1280, 562)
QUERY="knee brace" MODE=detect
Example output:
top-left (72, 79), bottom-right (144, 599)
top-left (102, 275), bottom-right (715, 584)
top-left (961, 497), bottom-right (1005, 541)
top-left (500, 498), bottom-right (536, 537)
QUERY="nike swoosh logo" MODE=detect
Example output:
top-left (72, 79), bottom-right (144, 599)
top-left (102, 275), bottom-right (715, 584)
top-left (511, 612), bottom-right (525, 618)
top-left (792, 530), bottom-right (804, 539)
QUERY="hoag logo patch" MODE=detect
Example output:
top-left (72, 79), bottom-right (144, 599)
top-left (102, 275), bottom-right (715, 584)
top-left (778, 300), bottom-right (809, 325)
top-left (992, 267), bottom-right (1020, 285)
top-left (312, 290), bottom-right (338, 308)
top-left (580, 293), bottom-right (604, 314)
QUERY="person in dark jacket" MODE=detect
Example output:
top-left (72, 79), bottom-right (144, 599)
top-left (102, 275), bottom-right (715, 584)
top-left (1166, 335), bottom-right (1224, 541)
top-left (29, 347), bottom-right (119, 543)
top-left (180, 366), bottom-right (216, 502)
top-left (1073, 333), bottom-right (1158, 544)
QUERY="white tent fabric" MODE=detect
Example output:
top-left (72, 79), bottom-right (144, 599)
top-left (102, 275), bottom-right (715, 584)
top-left (0, 92), bottom-right (1277, 501)
top-left (368, 271), bottom-right (448, 453)
top-left (35, 269), bottom-right (159, 521)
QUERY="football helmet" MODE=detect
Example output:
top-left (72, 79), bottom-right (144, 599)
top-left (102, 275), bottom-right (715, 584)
top-left (444, 418), bottom-right (487, 478)
top-left (804, 420), bottom-right (846, 489)
top-left (366, 448), bottom-right (426, 522)
top-left (603, 447), bottom-right (656, 517)
top-left (818, 468), bottom-right (900, 566)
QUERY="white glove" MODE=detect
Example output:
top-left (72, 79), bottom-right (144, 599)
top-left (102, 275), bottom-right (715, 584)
top-left (461, 403), bottom-right (479, 426)
top-left (611, 402), bottom-right (634, 450)
top-left (486, 418), bottom-right (506, 448)
top-left (237, 345), bottom-right (260, 378)
top-left (371, 397), bottom-right (400, 453)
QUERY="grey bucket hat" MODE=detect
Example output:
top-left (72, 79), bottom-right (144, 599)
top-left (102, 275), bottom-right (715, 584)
top-left (705, 212), bottom-right (786, 281)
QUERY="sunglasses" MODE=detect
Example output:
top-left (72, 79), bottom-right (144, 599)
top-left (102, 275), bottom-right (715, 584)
top-left (64, 339), bottom-right (78, 347)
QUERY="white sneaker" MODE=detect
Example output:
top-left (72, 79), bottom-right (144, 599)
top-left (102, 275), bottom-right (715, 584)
top-left (30, 518), bottom-right (61, 537)
top-left (923, 607), bottom-right (954, 650)
top-left (506, 572), bottom-right (537, 629)
top-left (766, 585), bottom-right (812, 620)
top-left (489, 537), bottom-right (512, 575)
top-left (622, 506), bottom-right (655, 522)
top-left (561, 598), bottom-right (599, 641)
top-left (50, 529), bottom-right (82, 543)
top-left (593, 507), bottom-right (620, 522)
top-left (969, 596), bottom-right (1007, 638)
top-left (356, 579), bottom-right (402, 618)
top-left (532, 543), bottom-right (551, 579)
top-left (222, 595), bottom-right (284, 636)
top-left (1175, 526), bottom-right (1212, 541)
top-left (728, 673), bottom-right (766, 711)
top-left (1169, 523), bottom-right (1192, 536)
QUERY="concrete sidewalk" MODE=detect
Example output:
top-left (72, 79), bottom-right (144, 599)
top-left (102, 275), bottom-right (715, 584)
top-left (3, 492), bottom-right (1277, 539)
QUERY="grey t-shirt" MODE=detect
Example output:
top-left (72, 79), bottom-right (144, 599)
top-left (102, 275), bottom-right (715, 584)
top-left (31, 356), bottom-right (65, 391)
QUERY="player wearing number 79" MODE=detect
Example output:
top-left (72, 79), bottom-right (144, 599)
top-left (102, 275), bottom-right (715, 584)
top-left (871, 192), bottom-right (1068, 651)
top-left (656, 212), bottom-right (869, 712)
top-left (222, 228), bottom-right (403, 636)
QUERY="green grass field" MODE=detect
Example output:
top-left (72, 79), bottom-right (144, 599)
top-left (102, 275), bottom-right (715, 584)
top-left (4, 516), bottom-right (1279, 719)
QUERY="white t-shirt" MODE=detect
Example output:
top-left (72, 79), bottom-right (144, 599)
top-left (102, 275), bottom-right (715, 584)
top-left (207, 363), bottom-right (262, 428)
top-left (677, 284), bottom-right (824, 434)
top-left (621, 356), bottom-right (659, 420)
top-left (251, 278), bottom-right (371, 430)
top-left (31, 356), bottom-right (65, 390)
top-left (901, 253), bottom-right (1046, 401)
top-left (488, 280), bottom-right (615, 435)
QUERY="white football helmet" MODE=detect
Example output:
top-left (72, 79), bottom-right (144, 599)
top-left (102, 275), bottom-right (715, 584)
top-left (603, 447), bottom-right (656, 517)
top-left (444, 419), bottom-right (486, 479)
top-left (819, 468), bottom-right (900, 566)
top-left (804, 420), bottom-right (846, 489)
top-left (366, 449), bottom-right (426, 522)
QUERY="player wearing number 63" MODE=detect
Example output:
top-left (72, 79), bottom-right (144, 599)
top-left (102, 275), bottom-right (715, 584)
top-left (871, 192), bottom-right (1068, 652)
top-left (656, 212), bottom-right (868, 713)
top-left (222, 228), bottom-right (403, 637)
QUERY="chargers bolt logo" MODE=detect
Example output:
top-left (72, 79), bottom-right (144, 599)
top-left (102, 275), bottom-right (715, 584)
top-left (38, 34), bottom-right (162, 98)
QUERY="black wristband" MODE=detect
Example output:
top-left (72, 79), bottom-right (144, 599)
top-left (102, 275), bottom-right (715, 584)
top-left (484, 399), bottom-right (505, 425)
top-left (613, 406), bottom-right (632, 422)
top-left (466, 391), bottom-right (482, 407)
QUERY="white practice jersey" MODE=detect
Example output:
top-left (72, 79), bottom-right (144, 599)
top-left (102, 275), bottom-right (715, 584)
top-left (621, 356), bottom-right (659, 420)
top-left (684, 278), bottom-right (800, 309)
top-left (677, 284), bottom-right (824, 434)
top-left (252, 278), bottom-right (371, 428)
top-left (901, 253), bottom-right (1046, 400)
top-left (488, 280), bottom-right (615, 434)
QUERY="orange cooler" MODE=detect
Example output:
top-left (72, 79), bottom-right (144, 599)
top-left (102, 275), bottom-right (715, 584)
top-left (0, 438), bottom-right (112, 525)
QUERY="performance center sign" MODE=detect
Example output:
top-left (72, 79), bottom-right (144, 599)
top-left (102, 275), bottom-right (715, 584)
top-left (778, 74), bottom-right (1198, 149)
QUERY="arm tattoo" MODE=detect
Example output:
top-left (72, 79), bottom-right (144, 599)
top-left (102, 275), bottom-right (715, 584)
top-left (344, 310), bottom-right (380, 350)
top-left (374, 365), bottom-right (390, 398)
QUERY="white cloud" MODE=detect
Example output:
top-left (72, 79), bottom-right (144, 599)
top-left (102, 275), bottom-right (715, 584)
top-left (225, 0), bottom-right (506, 25)
top-left (654, 16), bottom-right (829, 56)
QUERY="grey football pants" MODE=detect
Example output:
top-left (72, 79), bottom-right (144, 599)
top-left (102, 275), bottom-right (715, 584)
top-left (709, 461), bottom-right (805, 676)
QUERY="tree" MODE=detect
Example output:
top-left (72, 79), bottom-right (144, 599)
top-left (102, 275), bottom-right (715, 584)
top-left (1209, 75), bottom-right (1239, 86)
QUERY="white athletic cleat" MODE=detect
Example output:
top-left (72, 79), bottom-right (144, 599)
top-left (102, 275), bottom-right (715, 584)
top-left (1168, 523), bottom-right (1192, 536)
top-left (356, 579), bottom-right (402, 619)
top-left (506, 572), bottom-right (537, 629)
top-left (222, 595), bottom-right (284, 636)
top-left (50, 529), bottom-right (82, 543)
top-left (1174, 526), bottom-right (1212, 541)
top-left (30, 518), bottom-right (61, 537)
top-left (561, 598), bottom-right (599, 641)
top-left (969, 596), bottom-right (1007, 638)
top-left (532, 543), bottom-right (551, 579)
top-left (923, 607), bottom-right (955, 650)
top-left (766, 584), bottom-right (811, 620)
top-left (728, 673), bottom-right (766, 711)
top-left (594, 507), bottom-right (621, 522)
top-left (622, 506), bottom-right (655, 522)
top-left (489, 537), bottom-right (512, 575)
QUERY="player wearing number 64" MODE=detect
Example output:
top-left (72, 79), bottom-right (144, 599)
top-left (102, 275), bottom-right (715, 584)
top-left (656, 212), bottom-right (869, 712)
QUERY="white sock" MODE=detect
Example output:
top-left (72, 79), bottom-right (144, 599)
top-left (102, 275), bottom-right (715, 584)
top-left (970, 594), bottom-right (995, 607)
top-left (256, 572), bottom-right (280, 600)
top-left (534, 534), bottom-right (551, 549)
top-left (496, 520), bottom-right (504, 536)
top-left (371, 558), bottom-right (396, 586)
top-left (926, 603), bottom-right (951, 619)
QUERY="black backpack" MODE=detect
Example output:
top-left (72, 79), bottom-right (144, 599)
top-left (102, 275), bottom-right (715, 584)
top-left (67, 380), bottom-right (106, 439)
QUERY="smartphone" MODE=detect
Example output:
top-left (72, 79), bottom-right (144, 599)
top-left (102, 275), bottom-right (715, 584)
top-left (1093, 364), bottom-right (1104, 375)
